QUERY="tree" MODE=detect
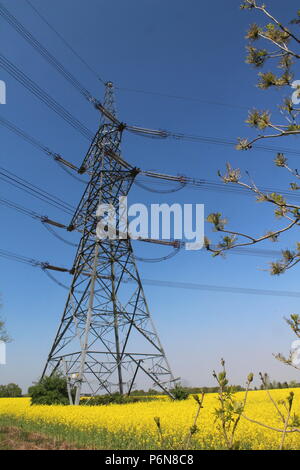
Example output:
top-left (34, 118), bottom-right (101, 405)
top-left (171, 383), bottom-right (190, 400)
top-left (206, 2), bottom-right (300, 379)
top-left (206, 1), bottom-right (300, 275)
top-left (0, 383), bottom-right (22, 397)
top-left (28, 374), bottom-right (72, 405)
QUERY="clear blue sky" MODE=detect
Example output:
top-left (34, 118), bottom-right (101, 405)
top-left (1, 0), bottom-right (300, 392)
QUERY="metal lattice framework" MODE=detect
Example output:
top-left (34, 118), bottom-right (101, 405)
top-left (42, 82), bottom-right (175, 404)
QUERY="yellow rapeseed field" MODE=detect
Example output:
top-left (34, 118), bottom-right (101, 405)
top-left (0, 389), bottom-right (300, 449)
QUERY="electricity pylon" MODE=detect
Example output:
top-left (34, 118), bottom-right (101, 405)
top-left (42, 82), bottom-right (175, 404)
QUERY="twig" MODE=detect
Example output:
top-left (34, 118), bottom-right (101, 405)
top-left (184, 393), bottom-right (205, 449)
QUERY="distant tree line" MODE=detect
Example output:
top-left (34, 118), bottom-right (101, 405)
top-left (130, 380), bottom-right (300, 395)
top-left (257, 379), bottom-right (300, 391)
top-left (0, 383), bottom-right (22, 397)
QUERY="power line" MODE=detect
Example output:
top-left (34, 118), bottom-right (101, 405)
top-left (18, 1), bottom-right (300, 159)
top-left (0, 196), bottom-right (77, 246)
top-left (20, 0), bottom-right (300, 134)
top-left (0, 115), bottom-right (88, 183)
top-left (139, 279), bottom-right (300, 298)
top-left (0, 2), bottom-right (101, 104)
top-left (0, 53), bottom-right (94, 140)
top-left (0, 247), bottom-right (298, 298)
top-left (0, 248), bottom-right (41, 267)
top-left (116, 86), bottom-right (249, 110)
top-left (134, 179), bottom-right (186, 194)
top-left (2, 112), bottom-right (300, 202)
top-left (138, 174), bottom-right (300, 202)
top-left (127, 125), bottom-right (300, 157)
top-left (24, 0), bottom-right (105, 85)
top-left (0, 194), bottom-right (291, 261)
top-left (0, 192), bottom-right (291, 260)
top-left (0, 167), bottom-right (75, 214)
top-left (0, 196), bottom-right (41, 219)
top-left (22, 1), bottom-right (250, 111)
top-left (0, 167), bottom-right (74, 210)
top-left (0, 115), bottom-right (54, 155)
top-left (2, 52), bottom-right (300, 158)
top-left (42, 222), bottom-right (77, 247)
top-left (1, 3), bottom-right (119, 128)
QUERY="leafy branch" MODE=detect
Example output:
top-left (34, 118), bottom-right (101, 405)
top-left (206, 163), bottom-right (300, 274)
top-left (206, 3), bottom-right (300, 274)
top-left (213, 358), bottom-right (253, 450)
top-left (241, 373), bottom-right (300, 449)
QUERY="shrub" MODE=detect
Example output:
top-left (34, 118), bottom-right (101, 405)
top-left (80, 393), bottom-right (158, 406)
top-left (28, 374), bottom-right (72, 405)
top-left (171, 384), bottom-right (190, 400)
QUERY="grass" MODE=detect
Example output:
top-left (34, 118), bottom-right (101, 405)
top-left (0, 414), bottom-right (165, 450)
top-left (0, 423), bottom-right (78, 450)
top-left (0, 413), bottom-right (244, 450)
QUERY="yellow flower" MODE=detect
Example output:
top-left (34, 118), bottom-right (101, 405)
top-left (0, 389), bottom-right (299, 449)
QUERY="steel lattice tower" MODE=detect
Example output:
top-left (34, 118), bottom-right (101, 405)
top-left (43, 82), bottom-right (175, 404)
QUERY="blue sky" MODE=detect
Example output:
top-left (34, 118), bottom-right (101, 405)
top-left (1, 0), bottom-right (300, 392)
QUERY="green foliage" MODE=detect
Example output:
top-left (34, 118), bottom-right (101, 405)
top-left (274, 206), bottom-right (287, 219)
top-left (274, 153), bottom-right (287, 167)
top-left (0, 383), bottom-right (22, 397)
top-left (246, 46), bottom-right (268, 67)
top-left (206, 213), bottom-right (227, 231)
top-left (203, 236), bottom-right (211, 250)
top-left (257, 71), bottom-right (292, 89)
top-left (286, 313), bottom-right (300, 336)
top-left (291, 208), bottom-right (300, 219)
top-left (270, 262), bottom-right (286, 275)
top-left (171, 384), bottom-right (190, 401)
top-left (268, 192), bottom-right (286, 206)
top-left (291, 10), bottom-right (300, 25)
top-left (265, 231), bottom-right (279, 242)
top-left (213, 359), bottom-right (253, 450)
top-left (218, 163), bottom-right (241, 183)
top-left (218, 235), bottom-right (236, 250)
top-left (281, 250), bottom-right (295, 262)
top-left (287, 124), bottom-right (300, 132)
top-left (240, 0), bottom-right (256, 10)
top-left (274, 313), bottom-right (300, 388)
top-left (256, 192), bottom-right (287, 210)
top-left (264, 23), bottom-right (290, 45)
top-left (279, 54), bottom-right (293, 70)
top-left (28, 374), bottom-right (71, 406)
top-left (236, 137), bottom-right (252, 150)
top-left (246, 23), bottom-right (261, 41)
top-left (280, 98), bottom-right (294, 115)
top-left (246, 109), bottom-right (271, 129)
top-left (290, 414), bottom-right (300, 427)
top-left (269, 243), bottom-right (300, 275)
top-left (257, 71), bottom-right (278, 89)
top-left (80, 393), bottom-right (158, 406)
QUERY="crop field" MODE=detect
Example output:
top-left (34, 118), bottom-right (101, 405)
top-left (0, 389), bottom-right (300, 450)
